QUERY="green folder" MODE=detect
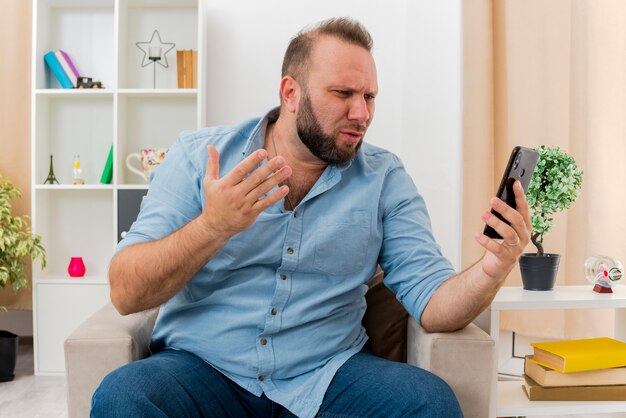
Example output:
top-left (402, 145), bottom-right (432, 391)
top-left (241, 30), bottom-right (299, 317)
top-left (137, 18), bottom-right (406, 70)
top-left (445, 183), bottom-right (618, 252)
top-left (100, 144), bottom-right (113, 184)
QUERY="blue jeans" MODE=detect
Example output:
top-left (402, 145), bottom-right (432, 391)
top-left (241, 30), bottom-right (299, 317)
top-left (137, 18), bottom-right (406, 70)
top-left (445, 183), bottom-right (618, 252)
top-left (91, 348), bottom-right (462, 418)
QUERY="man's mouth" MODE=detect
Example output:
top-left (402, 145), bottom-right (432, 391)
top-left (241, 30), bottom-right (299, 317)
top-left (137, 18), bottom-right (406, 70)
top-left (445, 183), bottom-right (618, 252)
top-left (338, 130), bottom-right (363, 143)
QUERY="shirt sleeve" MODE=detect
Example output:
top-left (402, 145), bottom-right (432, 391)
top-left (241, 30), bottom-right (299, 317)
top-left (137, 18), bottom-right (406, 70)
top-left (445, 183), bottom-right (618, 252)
top-left (378, 156), bottom-right (456, 325)
top-left (116, 133), bottom-right (204, 253)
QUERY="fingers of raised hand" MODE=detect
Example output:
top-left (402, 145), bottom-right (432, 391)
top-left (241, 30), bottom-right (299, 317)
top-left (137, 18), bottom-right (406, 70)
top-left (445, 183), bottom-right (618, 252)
top-left (482, 198), bottom-right (529, 250)
top-left (475, 232), bottom-right (507, 256)
top-left (241, 156), bottom-right (289, 194)
top-left (252, 185), bottom-right (290, 211)
top-left (223, 149), bottom-right (269, 186)
top-left (513, 180), bottom-right (532, 235)
top-left (218, 156), bottom-right (291, 214)
top-left (245, 165), bottom-right (292, 204)
top-left (205, 145), bottom-right (221, 181)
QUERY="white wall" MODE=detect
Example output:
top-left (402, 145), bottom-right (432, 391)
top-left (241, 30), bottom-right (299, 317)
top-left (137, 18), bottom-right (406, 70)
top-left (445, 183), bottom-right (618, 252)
top-left (202, 0), bottom-right (462, 269)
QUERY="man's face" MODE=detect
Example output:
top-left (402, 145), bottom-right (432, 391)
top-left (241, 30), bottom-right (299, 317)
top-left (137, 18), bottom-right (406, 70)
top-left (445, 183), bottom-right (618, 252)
top-left (295, 36), bottom-right (378, 164)
top-left (296, 91), bottom-right (362, 164)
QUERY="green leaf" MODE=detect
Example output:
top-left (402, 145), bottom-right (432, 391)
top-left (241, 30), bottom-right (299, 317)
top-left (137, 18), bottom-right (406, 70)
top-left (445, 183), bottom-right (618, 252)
top-left (0, 173), bottom-right (47, 295)
top-left (526, 145), bottom-right (583, 251)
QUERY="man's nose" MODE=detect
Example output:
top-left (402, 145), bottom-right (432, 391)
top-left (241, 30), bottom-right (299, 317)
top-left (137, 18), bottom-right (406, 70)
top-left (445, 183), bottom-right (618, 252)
top-left (347, 96), bottom-right (371, 123)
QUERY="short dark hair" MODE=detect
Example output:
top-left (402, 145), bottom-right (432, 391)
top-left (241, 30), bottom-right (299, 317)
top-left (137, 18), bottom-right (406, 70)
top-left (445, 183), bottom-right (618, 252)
top-left (281, 17), bottom-right (373, 84)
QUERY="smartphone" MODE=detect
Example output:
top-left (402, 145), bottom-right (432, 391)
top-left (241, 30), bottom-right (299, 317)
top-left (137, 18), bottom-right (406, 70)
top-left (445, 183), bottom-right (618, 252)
top-left (483, 146), bottom-right (539, 239)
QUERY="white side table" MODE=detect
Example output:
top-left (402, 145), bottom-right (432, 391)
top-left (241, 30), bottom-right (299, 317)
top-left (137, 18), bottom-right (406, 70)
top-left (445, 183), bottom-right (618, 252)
top-left (488, 285), bottom-right (626, 417)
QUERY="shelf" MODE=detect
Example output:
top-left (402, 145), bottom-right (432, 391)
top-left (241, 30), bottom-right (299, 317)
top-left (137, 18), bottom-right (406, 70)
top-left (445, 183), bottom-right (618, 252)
top-left (117, 94), bottom-right (196, 184)
top-left (38, 0), bottom-right (113, 7)
top-left (33, 188), bottom-right (114, 277)
top-left (124, 0), bottom-right (197, 6)
top-left (116, 184), bottom-right (150, 190)
top-left (34, 94), bottom-right (114, 185)
top-left (34, 274), bottom-right (109, 285)
top-left (35, 89), bottom-right (196, 96)
top-left (497, 380), bottom-right (626, 416)
top-left (34, 89), bottom-right (113, 96)
top-left (490, 286), bottom-right (626, 416)
top-left (117, 88), bottom-right (198, 96)
top-left (35, 184), bottom-right (151, 190)
top-left (35, 184), bottom-right (114, 190)
top-left (492, 285), bottom-right (626, 310)
top-left (31, 0), bottom-right (202, 377)
top-left (34, 1), bottom-right (114, 89)
top-left (34, 89), bottom-right (195, 96)
top-left (118, 2), bottom-right (198, 89)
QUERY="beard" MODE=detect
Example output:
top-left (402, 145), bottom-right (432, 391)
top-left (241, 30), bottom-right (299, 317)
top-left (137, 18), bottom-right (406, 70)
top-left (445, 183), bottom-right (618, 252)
top-left (296, 94), bottom-right (364, 164)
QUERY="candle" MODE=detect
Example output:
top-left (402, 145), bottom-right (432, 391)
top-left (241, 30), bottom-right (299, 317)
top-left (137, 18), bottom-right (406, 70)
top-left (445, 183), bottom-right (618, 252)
top-left (149, 46), bottom-right (162, 59)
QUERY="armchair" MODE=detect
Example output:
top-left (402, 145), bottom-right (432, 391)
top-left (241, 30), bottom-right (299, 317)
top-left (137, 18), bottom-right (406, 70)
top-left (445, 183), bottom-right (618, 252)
top-left (65, 275), bottom-right (494, 418)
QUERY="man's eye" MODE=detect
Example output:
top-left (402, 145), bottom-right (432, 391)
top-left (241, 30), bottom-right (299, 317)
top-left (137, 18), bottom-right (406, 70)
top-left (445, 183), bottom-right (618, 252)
top-left (334, 90), bottom-right (350, 96)
top-left (365, 94), bottom-right (376, 102)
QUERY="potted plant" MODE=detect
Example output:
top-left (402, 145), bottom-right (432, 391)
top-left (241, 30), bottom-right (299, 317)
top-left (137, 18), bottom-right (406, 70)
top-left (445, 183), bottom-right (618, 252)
top-left (519, 146), bottom-right (583, 290)
top-left (0, 174), bottom-right (46, 381)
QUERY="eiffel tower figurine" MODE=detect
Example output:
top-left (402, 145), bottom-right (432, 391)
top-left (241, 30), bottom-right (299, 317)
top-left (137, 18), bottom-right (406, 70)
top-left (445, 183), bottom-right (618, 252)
top-left (43, 154), bottom-right (59, 184)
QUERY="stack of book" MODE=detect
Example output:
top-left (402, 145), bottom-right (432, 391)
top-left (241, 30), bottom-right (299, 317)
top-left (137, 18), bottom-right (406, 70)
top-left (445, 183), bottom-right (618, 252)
top-left (523, 337), bottom-right (626, 401)
top-left (176, 50), bottom-right (197, 88)
top-left (44, 50), bottom-right (80, 89)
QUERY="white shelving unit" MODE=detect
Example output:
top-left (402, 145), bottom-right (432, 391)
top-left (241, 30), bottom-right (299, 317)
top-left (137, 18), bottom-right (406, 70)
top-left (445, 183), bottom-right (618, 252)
top-left (30, 0), bottom-right (205, 375)
top-left (488, 285), bottom-right (626, 417)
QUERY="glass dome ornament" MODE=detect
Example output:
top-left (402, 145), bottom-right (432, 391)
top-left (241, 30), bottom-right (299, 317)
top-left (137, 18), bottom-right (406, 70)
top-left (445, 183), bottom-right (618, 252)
top-left (584, 255), bottom-right (624, 293)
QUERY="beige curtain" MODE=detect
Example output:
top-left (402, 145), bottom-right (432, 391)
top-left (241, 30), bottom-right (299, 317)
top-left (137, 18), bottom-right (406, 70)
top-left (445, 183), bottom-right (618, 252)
top-left (0, 0), bottom-right (32, 310)
top-left (463, 0), bottom-right (626, 339)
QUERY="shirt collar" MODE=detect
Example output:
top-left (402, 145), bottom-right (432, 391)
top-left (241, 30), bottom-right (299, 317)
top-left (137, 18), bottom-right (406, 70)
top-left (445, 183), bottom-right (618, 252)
top-left (242, 108), bottom-right (279, 158)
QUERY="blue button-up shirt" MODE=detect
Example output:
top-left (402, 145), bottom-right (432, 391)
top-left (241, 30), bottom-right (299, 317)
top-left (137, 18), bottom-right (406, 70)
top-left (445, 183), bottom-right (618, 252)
top-left (117, 109), bottom-right (455, 418)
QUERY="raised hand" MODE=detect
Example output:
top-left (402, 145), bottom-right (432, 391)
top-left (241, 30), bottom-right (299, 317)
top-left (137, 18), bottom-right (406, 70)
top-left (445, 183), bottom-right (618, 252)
top-left (422, 183), bottom-right (533, 332)
top-left (475, 180), bottom-right (532, 281)
top-left (198, 145), bottom-right (292, 236)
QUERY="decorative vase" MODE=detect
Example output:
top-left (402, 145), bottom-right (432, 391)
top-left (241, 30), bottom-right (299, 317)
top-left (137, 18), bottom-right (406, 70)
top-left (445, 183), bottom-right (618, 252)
top-left (68, 257), bottom-right (86, 277)
top-left (0, 331), bottom-right (18, 382)
top-left (519, 253), bottom-right (560, 291)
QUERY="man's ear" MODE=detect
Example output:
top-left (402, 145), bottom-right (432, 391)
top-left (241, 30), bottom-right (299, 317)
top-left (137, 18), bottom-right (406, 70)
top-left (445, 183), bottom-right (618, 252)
top-left (280, 76), bottom-right (300, 113)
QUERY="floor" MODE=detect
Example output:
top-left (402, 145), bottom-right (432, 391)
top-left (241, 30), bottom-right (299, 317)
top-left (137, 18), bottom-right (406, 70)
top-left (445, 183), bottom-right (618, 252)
top-left (0, 338), bottom-right (67, 418)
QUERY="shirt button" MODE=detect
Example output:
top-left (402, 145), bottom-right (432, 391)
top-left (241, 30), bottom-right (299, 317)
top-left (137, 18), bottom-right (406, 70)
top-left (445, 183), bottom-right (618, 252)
top-left (280, 274), bottom-right (287, 280)
top-left (271, 308), bottom-right (277, 315)
top-left (260, 338), bottom-right (267, 345)
top-left (287, 247), bottom-right (294, 254)
top-left (293, 211), bottom-right (298, 218)
top-left (258, 375), bottom-right (265, 381)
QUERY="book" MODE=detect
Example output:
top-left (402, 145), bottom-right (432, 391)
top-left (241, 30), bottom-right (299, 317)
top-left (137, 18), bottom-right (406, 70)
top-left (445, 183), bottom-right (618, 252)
top-left (191, 50), bottom-right (197, 88)
top-left (100, 144), bottom-right (113, 184)
top-left (43, 51), bottom-right (73, 89)
top-left (176, 50), bottom-right (184, 88)
top-left (525, 355), bottom-right (626, 387)
top-left (183, 50), bottom-right (193, 88)
top-left (531, 337), bottom-right (626, 373)
top-left (522, 374), bottom-right (626, 401)
top-left (54, 50), bottom-right (80, 87)
top-left (175, 49), bottom-right (197, 88)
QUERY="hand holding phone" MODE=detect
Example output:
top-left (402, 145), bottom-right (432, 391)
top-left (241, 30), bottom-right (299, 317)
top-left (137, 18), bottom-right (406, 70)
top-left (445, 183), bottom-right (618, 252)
top-left (483, 146), bottom-right (539, 239)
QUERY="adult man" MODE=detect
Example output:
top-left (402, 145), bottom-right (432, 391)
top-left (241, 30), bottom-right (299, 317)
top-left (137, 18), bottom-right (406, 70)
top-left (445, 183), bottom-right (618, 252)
top-left (92, 17), bottom-right (530, 417)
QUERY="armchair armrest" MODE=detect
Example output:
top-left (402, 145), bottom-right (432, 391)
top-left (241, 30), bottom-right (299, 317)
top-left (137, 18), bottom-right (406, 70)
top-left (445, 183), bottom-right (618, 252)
top-left (64, 303), bottom-right (158, 418)
top-left (407, 318), bottom-right (494, 418)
